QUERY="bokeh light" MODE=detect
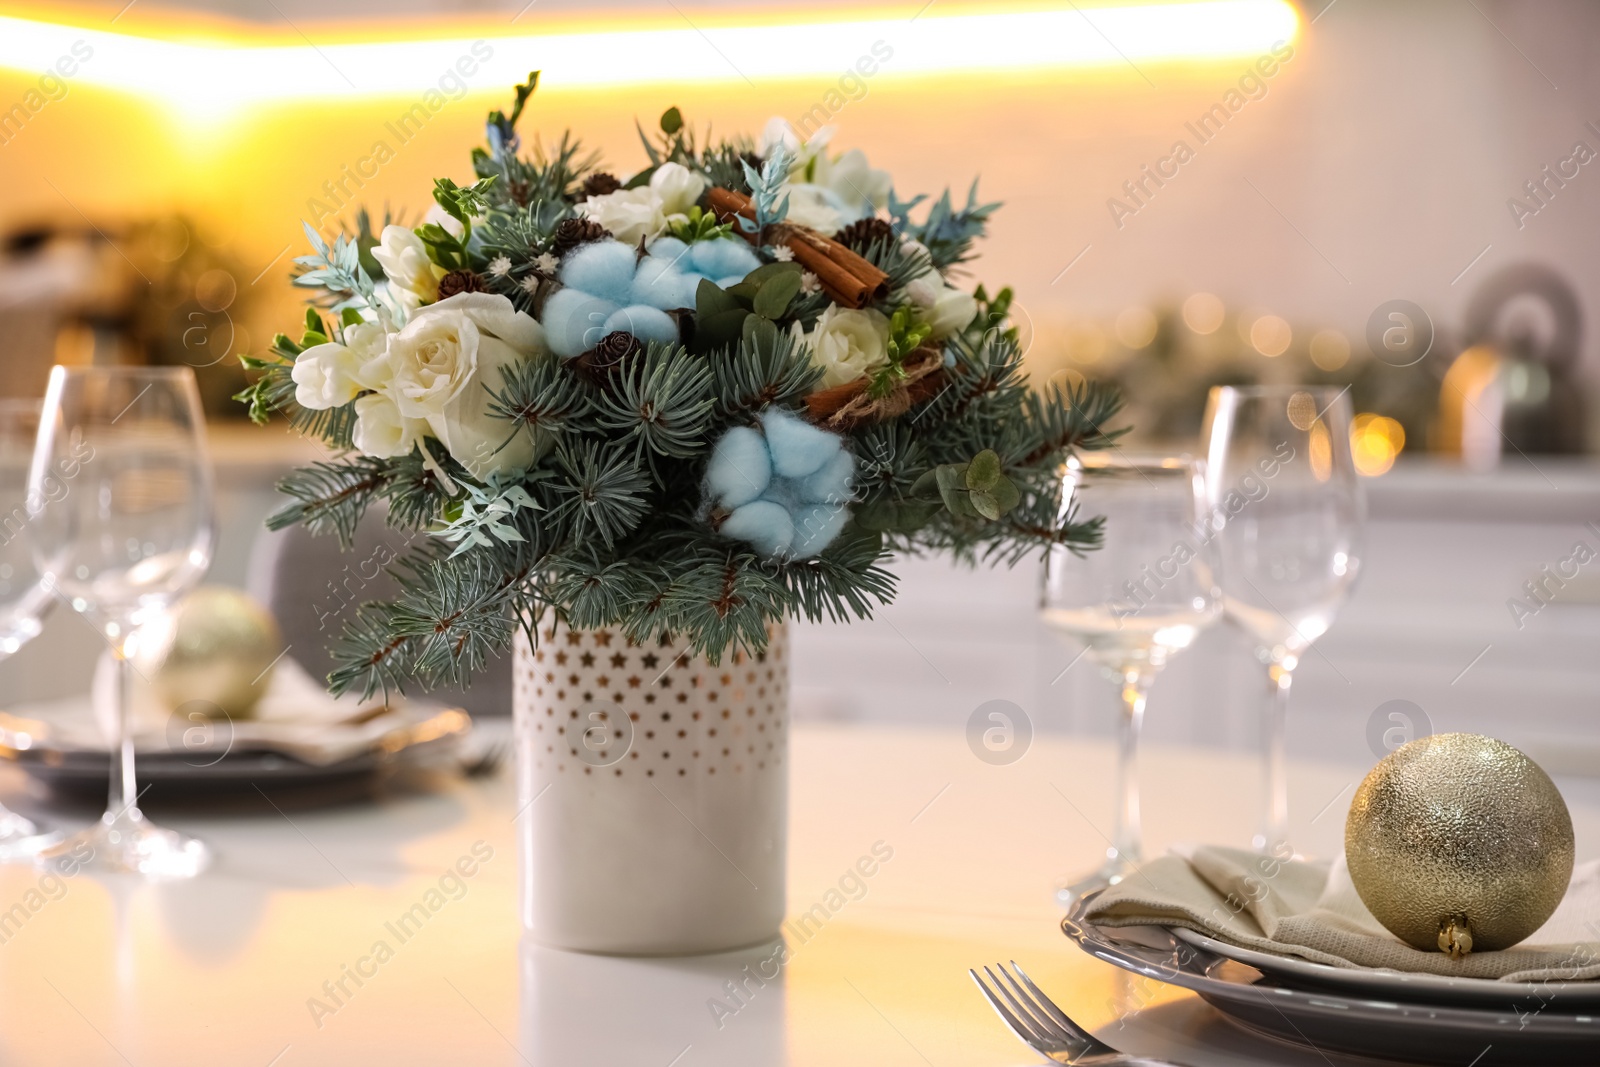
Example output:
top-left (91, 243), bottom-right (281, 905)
top-left (1249, 314), bottom-right (1292, 357)
top-left (1182, 292), bottom-right (1225, 334)
top-left (1115, 306), bottom-right (1158, 349)
top-left (1351, 413), bottom-right (1405, 476)
top-left (1309, 328), bottom-right (1350, 370)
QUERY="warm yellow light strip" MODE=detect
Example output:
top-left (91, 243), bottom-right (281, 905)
top-left (0, 1), bottom-right (1297, 110)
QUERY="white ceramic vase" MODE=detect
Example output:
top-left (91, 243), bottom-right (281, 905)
top-left (513, 617), bottom-right (789, 955)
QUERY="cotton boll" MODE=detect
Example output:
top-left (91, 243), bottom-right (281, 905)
top-left (603, 305), bottom-right (679, 347)
top-left (561, 240), bottom-right (639, 305)
top-left (648, 236), bottom-right (691, 263)
top-left (687, 239), bottom-right (760, 281)
top-left (721, 500), bottom-right (794, 559)
top-left (761, 408), bottom-right (841, 478)
top-left (716, 275), bottom-right (751, 289)
top-left (706, 426), bottom-right (773, 508)
top-left (788, 502), bottom-right (850, 559)
top-left (541, 288), bottom-right (619, 358)
top-left (798, 449), bottom-right (854, 504)
top-left (758, 479), bottom-right (800, 511)
top-left (631, 258), bottom-right (695, 310)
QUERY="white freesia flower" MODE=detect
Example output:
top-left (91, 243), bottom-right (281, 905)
top-left (802, 305), bottom-right (891, 390)
top-left (353, 393), bottom-right (425, 459)
top-left (902, 239), bottom-right (978, 339)
top-left (380, 292), bottom-right (549, 478)
top-left (581, 186), bottom-right (665, 246)
top-left (290, 322), bottom-right (388, 409)
top-left (372, 225), bottom-right (445, 304)
top-left (650, 162), bottom-right (705, 216)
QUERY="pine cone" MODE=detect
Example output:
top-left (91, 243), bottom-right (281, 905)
top-left (833, 217), bottom-right (896, 253)
top-left (573, 331), bottom-right (643, 388)
top-left (437, 270), bottom-right (485, 299)
top-left (581, 172), bottom-right (622, 198)
top-left (551, 217), bottom-right (610, 256)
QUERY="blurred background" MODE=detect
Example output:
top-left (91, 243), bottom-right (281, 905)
top-left (2, 0), bottom-right (1598, 777)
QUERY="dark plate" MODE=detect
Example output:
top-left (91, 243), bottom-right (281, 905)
top-left (0, 707), bottom-right (470, 795)
top-left (1062, 893), bottom-right (1600, 1066)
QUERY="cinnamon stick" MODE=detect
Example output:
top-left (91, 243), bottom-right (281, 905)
top-left (705, 187), bottom-right (890, 309)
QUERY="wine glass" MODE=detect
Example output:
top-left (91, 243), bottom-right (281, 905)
top-left (28, 366), bottom-right (216, 878)
top-left (0, 400), bottom-right (62, 858)
top-left (1043, 453), bottom-right (1220, 897)
top-left (1201, 385), bottom-right (1363, 858)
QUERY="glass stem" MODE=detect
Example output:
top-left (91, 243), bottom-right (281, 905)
top-left (1259, 663), bottom-right (1292, 858)
top-left (108, 646), bottom-right (140, 825)
top-left (1110, 669), bottom-right (1150, 872)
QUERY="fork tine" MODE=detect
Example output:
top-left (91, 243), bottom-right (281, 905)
top-left (1007, 961), bottom-right (1089, 1041)
top-left (992, 962), bottom-right (1073, 1043)
top-left (968, 967), bottom-right (1047, 1049)
top-left (983, 964), bottom-right (1060, 1045)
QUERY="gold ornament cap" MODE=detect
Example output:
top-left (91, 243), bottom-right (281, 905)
top-left (1345, 733), bottom-right (1574, 957)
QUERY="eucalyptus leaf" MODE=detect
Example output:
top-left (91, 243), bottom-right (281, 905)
top-left (753, 270), bottom-right (801, 319)
top-left (989, 475), bottom-right (1021, 516)
top-left (695, 278), bottom-right (742, 318)
top-left (966, 449), bottom-right (1002, 490)
top-left (660, 107), bottom-right (683, 135)
top-left (934, 463), bottom-right (980, 518)
top-left (969, 488), bottom-right (1000, 520)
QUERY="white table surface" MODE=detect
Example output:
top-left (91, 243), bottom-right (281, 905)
top-left (0, 722), bottom-right (1593, 1067)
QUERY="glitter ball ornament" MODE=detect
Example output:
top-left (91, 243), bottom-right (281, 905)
top-left (1345, 733), bottom-right (1574, 958)
top-left (135, 587), bottom-right (283, 720)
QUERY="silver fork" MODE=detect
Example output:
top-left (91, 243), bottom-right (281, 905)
top-left (969, 961), bottom-right (1194, 1066)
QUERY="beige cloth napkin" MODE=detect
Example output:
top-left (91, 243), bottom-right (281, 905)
top-left (1085, 845), bottom-right (1600, 983)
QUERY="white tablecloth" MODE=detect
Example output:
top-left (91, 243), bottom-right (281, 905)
top-left (0, 723), bottom-right (1593, 1066)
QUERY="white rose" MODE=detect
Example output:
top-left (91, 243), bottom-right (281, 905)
top-left (804, 306), bottom-right (891, 390)
top-left (582, 187), bottom-right (665, 246)
top-left (383, 293), bottom-right (549, 479)
top-left (352, 393), bottom-right (425, 459)
top-left (372, 225), bottom-right (444, 304)
top-left (290, 322), bottom-right (389, 409)
top-left (649, 162), bottom-right (706, 217)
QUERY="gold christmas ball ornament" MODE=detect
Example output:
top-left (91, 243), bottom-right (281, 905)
top-left (134, 587), bottom-right (283, 720)
top-left (1345, 733), bottom-right (1574, 958)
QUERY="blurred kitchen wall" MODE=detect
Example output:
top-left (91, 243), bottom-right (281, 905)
top-left (1, 0), bottom-right (1598, 398)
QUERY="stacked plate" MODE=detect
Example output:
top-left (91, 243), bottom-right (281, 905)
top-left (1063, 891), bottom-right (1600, 1065)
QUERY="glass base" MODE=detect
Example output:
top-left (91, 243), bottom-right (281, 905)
top-left (40, 812), bottom-right (209, 879)
top-left (1054, 849), bottom-right (1141, 908)
top-left (0, 809), bottom-right (62, 863)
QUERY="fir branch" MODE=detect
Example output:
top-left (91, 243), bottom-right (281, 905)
top-left (487, 354), bottom-right (589, 437)
top-left (267, 456), bottom-right (391, 548)
top-left (710, 327), bottom-right (820, 421)
top-left (590, 343), bottom-right (716, 465)
top-left (547, 438), bottom-right (651, 547)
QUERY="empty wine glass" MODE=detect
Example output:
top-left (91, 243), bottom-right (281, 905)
top-left (28, 367), bottom-right (216, 878)
top-left (1043, 453), bottom-right (1220, 897)
top-left (0, 399), bottom-right (62, 859)
top-left (1202, 385), bottom-right (1363, 858)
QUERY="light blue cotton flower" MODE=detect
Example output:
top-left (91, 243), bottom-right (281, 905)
top-left (602, 305), bottom-right (678, 346)
top-left (705, 409), bottom-right (855, 560)
top-left (561, 241), bottom-right (638, 305)
top-left (705, 426), bottom-right (772, 509)
top-left (545, 237), bottom-right (761, 357)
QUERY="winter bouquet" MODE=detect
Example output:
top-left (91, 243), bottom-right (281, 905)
top-left (239, 74), bottom-right (1122, 697)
